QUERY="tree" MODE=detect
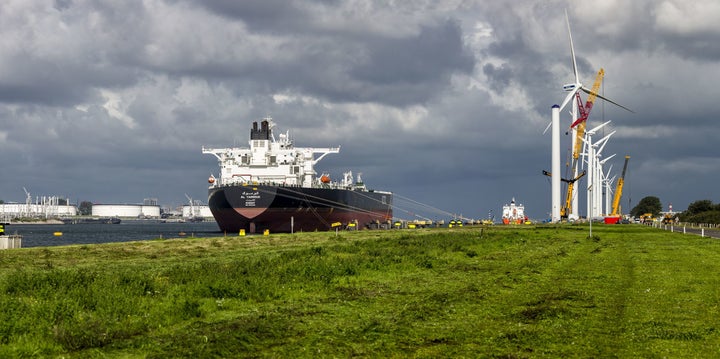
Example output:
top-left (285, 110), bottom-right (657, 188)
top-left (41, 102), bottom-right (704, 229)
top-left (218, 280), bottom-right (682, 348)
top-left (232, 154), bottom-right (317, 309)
top-left (630, 196), bottom-right (662, 218)
top-left (679, 199), bottom-right (720, 224)
top-left (79, 201), bottom-right (93, 216)
top-left (685, 200), bottom-right (713, 216)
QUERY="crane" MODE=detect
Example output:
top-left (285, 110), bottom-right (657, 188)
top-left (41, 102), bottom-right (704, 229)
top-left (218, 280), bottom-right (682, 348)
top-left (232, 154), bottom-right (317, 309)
top-left (185, 194), bottom-right (196, 218)
top-left (607, 155), bottom-right (630, 223)
top-left (561, 68), bottom-right (605, 219)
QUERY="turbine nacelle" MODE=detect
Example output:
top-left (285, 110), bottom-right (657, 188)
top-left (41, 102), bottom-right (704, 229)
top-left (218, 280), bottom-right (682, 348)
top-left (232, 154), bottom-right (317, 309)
top-left (563, 83), bottom-right (578, 92)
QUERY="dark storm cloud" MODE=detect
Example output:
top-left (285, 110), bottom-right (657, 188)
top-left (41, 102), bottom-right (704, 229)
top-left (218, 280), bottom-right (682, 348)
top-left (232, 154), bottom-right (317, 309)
top-left (0, 1), bottom-right (148, 106)
top-left (347, 21), bottom-right (475, 104)
top-left (351, 21), bottom-right (473, 85)
top-left (160, 7), bottom-right (475, 107)
top-left (658, 32), bottom-right (720, 61)
top-left (192, 0), bottom-right (313, 32)
top-left (0, 54), bottom-right (139, 106)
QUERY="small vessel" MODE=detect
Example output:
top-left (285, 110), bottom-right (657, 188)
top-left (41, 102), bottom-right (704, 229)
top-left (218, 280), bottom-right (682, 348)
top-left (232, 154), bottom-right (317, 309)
top-left (502, 198), bottom-right (528, 225)
top-left (203, 118), bottom-right (393, 233)
top-left (60, 217), bottom-right (121, 225)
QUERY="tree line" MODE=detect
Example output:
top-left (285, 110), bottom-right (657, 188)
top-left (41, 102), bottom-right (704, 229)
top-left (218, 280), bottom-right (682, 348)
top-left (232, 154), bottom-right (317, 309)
top-left (630, 196), bottom-right (720, 224)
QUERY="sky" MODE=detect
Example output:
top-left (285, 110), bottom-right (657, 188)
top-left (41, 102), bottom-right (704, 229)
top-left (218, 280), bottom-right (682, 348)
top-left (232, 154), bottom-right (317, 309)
top-left (1, 0), bottom-right (719, 221)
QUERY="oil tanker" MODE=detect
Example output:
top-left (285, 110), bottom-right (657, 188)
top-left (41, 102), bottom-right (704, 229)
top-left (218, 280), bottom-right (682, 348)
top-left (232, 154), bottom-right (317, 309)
top-left (202, 118), bottom-right (393, 233)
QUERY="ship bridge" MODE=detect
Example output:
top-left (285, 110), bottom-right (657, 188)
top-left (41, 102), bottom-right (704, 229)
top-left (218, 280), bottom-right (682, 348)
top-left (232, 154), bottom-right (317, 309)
top-left (202, 119), bottom-right (339, 187)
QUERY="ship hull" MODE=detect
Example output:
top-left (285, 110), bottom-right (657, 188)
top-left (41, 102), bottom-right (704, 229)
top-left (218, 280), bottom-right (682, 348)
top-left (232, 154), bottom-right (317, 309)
top-left (208, 185), bottom-right (393, 233)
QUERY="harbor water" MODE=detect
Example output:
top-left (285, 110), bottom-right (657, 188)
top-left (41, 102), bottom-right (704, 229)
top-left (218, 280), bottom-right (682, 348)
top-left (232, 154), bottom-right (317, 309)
top-left (3, 221), bottom-right (226, 248)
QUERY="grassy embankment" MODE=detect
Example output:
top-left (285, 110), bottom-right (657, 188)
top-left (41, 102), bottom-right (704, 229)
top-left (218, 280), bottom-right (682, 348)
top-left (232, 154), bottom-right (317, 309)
top-left (0, 224), bottom-right (719, 357)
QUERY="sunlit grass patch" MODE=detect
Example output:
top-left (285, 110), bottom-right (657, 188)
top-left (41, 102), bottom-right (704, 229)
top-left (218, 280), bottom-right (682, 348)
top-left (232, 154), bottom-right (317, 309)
top-left (0, 225), bottom-right (719, 356)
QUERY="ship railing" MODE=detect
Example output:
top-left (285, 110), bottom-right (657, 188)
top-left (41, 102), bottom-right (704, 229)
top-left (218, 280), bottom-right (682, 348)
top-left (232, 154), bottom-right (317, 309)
top-left (214, 179), bottom-right (379, 192)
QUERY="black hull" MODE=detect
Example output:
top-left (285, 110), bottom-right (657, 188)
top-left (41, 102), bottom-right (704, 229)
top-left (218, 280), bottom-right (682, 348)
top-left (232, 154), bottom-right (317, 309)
top-left (208, 185), bottom-right (393, 233)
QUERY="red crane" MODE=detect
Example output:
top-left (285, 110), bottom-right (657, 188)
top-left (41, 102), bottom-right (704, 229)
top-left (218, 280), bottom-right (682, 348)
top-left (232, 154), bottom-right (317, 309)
top-left (561, 69), bottom-right (604, 219)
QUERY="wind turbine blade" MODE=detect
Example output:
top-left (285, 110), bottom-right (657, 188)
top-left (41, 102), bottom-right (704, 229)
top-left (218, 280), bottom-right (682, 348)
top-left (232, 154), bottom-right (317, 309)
top-left (601, 154), bottom-right (617, 164)
top-left (565, 10), bottom-right (579, 84)
top-left (559, 88), bottom-right (577, 111)
top-left (580, 87), bottom-right (634, 113)
top-left (596, 131), bottom-right (617, 154)
top-left (543, 120), bottom-right (553, 135)
top-left (576, 134), bottom-right (587, 171)
top-left (587, 120), bottom-right (611, 135)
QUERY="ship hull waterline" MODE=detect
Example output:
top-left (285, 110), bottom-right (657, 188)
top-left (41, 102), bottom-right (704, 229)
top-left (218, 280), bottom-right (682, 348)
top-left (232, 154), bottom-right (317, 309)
top-left (209, 185), bottom-right (393, 233)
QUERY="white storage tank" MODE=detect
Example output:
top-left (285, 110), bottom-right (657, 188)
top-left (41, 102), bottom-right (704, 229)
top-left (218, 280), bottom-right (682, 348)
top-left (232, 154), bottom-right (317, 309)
top-left (92, 204), bottom-right (160, 218)
top-left (182, 205), bottom-right (213, 218)
top-left (140, 205), bottom-right (161, 218)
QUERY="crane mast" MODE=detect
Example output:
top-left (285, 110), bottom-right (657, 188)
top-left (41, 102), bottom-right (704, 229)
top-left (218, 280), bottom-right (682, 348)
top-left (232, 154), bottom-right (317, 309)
top-left (562, 69), bottom-right (605, 219)
top-left (610, 155), bottom-right (630, 216)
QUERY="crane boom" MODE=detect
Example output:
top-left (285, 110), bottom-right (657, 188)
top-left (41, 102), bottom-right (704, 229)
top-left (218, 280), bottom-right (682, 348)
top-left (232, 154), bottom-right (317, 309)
top-left (571, 69), bottom-right (604, 157)
top-left (561, 69), bottom-right (604, 219)
top-left (610, 155), bottom-right (630, 216)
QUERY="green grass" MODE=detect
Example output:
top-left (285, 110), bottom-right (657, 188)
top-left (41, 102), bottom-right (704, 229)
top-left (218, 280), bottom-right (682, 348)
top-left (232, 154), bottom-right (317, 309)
top-left (0, 225), bottom-right (719, 357)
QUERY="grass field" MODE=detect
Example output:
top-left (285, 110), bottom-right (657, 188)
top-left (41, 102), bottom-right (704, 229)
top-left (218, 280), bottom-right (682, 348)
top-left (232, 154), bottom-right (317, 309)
top-left (0, 224), bottom-right (719, 357)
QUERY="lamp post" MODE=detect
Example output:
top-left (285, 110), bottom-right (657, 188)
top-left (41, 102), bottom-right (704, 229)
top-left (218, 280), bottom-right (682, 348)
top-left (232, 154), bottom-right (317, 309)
top-left (588, 183), bottom-right (593, 239)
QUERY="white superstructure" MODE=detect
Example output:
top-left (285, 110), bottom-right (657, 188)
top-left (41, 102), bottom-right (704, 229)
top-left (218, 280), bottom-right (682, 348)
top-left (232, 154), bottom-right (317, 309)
top-left (202, 118), bottom-right (342, 188)
top-left (502, 198), bottom-right (526, 224)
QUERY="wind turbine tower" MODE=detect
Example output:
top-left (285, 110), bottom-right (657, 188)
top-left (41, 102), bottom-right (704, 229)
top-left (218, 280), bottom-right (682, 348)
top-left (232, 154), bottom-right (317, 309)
top-left (551, 105), bottom-right (561, 222)
top-left (583, 121), bottom-right (611, 219)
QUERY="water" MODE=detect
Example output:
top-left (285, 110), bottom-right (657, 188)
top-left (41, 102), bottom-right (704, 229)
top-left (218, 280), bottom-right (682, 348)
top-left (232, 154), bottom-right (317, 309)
top-left (3, 221), bottom-right (226, 248)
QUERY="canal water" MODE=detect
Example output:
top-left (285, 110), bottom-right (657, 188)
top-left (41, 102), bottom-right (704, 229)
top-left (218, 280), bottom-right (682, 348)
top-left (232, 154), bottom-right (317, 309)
top-left (3, 221), bottom-right (225, 248)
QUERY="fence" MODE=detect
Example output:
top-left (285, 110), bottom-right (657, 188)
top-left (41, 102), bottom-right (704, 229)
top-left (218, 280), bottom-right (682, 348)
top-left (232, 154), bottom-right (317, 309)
top-left (649, 221), bottom-right (720, 238)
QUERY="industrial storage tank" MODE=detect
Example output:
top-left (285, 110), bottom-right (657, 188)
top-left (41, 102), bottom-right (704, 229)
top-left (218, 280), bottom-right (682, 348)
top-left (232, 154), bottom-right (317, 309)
top-left (181, 205), bottom-right (213, 219)
top-left (92, 204), bottom-right (161, 218)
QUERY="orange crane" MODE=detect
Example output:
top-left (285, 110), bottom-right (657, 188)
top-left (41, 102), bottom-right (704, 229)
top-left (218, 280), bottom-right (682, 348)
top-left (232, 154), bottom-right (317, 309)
top-left (561, 69), bottom-right (605, 219)
top-left (609, 155), bottom-right (630, 220)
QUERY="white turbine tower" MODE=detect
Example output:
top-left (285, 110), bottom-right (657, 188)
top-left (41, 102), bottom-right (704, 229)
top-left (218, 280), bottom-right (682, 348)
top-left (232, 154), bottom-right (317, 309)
top-left (582, 121), bottom-right (611, 219)
top-left (592, 131), bottom-right (615, 217)
top-left (600, 158), bottom-right (617, 215)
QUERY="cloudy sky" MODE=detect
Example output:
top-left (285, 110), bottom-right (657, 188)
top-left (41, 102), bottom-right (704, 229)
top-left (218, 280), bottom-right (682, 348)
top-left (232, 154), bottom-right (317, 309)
top-left (1, 0), bottom-right (718, 220)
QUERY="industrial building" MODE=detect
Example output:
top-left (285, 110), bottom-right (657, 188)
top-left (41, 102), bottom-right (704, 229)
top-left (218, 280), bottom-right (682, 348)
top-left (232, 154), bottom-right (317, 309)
top-left (0, 202), bottom-right (78, 218)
